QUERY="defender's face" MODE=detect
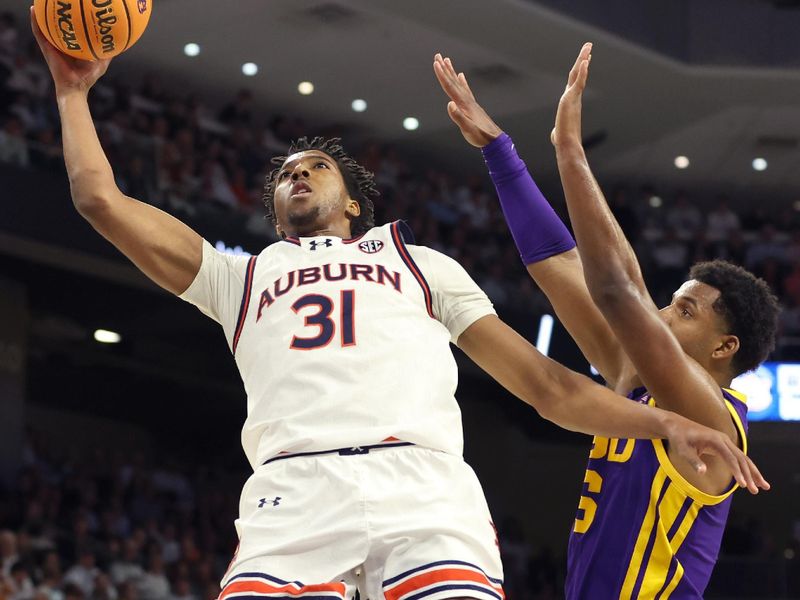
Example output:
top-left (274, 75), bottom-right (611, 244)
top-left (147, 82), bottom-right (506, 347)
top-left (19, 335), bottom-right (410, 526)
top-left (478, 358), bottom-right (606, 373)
top-left (659, 280), bottom-right (726, 362)
top-left (272, 150), bottom-right (352, 237)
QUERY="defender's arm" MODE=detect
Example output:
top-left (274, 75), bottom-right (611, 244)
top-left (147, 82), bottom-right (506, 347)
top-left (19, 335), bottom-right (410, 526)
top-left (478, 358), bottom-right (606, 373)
top-left (551, 44), bottom-right (739, 492)
top-left (433, 54), bottom-right (627, 384)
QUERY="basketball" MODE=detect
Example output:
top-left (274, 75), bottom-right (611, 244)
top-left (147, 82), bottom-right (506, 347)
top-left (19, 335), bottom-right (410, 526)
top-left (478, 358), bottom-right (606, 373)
top-left (33, 0), bottom-right (152, 61)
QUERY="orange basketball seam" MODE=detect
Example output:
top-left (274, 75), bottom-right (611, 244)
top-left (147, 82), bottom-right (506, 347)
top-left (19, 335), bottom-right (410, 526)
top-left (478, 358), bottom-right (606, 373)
top-left (120, 0), bottom-right (133, 52)
top-left (78, 0), bottom-right (100, 61)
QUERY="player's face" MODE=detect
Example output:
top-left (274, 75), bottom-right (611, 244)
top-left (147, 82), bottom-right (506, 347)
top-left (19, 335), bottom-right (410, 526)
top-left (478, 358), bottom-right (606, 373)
top-left (272, 150), bottom-right (359, 237)
top-left (659, 280), bottom-right (729, 366)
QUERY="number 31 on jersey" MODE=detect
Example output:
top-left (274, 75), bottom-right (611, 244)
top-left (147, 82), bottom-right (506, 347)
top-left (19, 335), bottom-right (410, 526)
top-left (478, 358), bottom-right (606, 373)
top-left (290, 290), bottom-right (356, 350)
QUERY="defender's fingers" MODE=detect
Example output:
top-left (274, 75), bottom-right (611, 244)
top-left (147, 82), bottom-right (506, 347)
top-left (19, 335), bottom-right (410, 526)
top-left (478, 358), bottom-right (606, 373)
top-left (458, 72), bottom-right (476, 101)
top-left (732, 440), bottom-right (762, 494)
top-left (690, 453), bottom-right (708, 476)
top-left (447, 101), bottom-right (478, 133)
top-left (434, 61), bottom-right (470, 105)
top-left (715, 437), bottom-right (749, 489)
top-left (746, 456), bottom-right (770, 491)
top-left (433, 60), bottom-right (458, 95)
top-left (574, 59), bottom-right (590, 91)
top-left (568, 42), bottom-right (592, 86)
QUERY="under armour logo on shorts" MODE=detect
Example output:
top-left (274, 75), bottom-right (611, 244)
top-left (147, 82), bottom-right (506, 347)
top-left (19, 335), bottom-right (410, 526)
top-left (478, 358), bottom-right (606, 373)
top-left (309, 239), bottom-right (333, 251)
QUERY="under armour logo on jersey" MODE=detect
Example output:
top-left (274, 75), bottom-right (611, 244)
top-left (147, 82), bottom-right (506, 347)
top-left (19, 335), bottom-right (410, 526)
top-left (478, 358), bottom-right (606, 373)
top-left (358, 240), bottom-right (384, 254)
top-left (309, 239), bottom-right (333, 251)
top-left (258, 497), bottom-right (282, 508)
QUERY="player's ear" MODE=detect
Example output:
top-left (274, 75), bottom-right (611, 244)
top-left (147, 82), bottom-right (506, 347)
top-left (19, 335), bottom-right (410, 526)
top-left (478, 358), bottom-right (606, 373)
top-left (275, 223), bottom-right (286, 239)
top-left (712, 334), bottom-right (739, 361)
top-left (346, 199), bottom-right (361, 219)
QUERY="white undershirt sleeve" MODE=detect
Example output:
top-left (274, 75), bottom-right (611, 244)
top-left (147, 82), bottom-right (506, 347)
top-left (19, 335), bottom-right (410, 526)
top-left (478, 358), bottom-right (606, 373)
top-left (178, 240), bottom-right (252, 345)
top-left (407, 245), bottom-right (496, 344)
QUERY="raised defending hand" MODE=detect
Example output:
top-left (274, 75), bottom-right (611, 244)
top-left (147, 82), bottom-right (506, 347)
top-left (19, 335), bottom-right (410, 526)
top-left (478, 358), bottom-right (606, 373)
top-left (30, 6), bottom-right (111, 96)
top-left (433, 53), bottom-right (503, 147)
top-left (665, 415), bottom-right (770, 495)
top-left (551, 42), bottom-right (592, 149)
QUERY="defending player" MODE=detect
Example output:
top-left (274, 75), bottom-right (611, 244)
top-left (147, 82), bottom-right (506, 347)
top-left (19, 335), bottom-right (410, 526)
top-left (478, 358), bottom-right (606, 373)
top-left (32, 11), bottom-right (767, 600)
top-left (434, 46), bottom-right (779, 598)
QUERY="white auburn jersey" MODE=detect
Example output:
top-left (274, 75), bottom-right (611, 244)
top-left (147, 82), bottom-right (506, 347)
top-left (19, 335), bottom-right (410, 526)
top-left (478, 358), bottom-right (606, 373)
top-left (180, 221), bottom-right (495, 470)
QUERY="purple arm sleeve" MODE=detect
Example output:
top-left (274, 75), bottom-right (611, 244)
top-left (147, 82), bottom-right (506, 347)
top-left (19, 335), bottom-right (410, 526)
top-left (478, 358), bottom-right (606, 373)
top-left (482, 133), bottom-right (576, 265)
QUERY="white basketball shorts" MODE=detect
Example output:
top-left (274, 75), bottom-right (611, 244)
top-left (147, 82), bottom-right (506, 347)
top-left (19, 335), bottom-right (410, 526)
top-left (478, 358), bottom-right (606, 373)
top-left (217, 444), bottom-right (505, 600)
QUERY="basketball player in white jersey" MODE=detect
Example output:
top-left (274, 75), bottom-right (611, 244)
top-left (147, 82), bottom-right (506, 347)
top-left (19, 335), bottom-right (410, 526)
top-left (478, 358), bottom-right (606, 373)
top-left (31, 12), bottom-right (766, 600)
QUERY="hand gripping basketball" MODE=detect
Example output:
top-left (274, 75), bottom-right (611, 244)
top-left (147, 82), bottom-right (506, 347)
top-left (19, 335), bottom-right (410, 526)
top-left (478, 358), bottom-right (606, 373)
top-left (32, 0), bottom-right (151, 61)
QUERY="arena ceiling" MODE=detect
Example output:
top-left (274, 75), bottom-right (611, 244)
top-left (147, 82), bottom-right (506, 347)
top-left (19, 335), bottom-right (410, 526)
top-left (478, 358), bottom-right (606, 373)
top-left (5, 0), bottom-right (800, 205)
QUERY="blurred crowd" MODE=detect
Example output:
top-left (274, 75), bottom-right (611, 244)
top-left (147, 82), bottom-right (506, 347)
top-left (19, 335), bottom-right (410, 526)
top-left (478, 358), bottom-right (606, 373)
top-left (1, 11), bottom-right (799, 360)
top-left (0, 430), bottom-right (240, 600)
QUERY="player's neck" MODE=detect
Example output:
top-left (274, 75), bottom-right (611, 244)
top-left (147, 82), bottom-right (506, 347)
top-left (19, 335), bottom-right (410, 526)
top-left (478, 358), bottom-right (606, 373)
top-left (285, 224), bottom-right (352, 239)
top-left (706, 361), bottom-right (734, 389)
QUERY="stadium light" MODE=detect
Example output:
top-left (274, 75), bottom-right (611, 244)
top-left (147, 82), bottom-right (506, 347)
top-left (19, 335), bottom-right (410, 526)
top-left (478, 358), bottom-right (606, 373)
top-left (183, 43), bottom-right (200, 57)
top-left (94, 329), bottom-right (121, 344)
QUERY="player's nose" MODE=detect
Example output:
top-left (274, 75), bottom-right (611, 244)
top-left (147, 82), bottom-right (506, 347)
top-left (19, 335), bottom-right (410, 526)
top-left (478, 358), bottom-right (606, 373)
top-left (291, 164), bottom-right (310, 180)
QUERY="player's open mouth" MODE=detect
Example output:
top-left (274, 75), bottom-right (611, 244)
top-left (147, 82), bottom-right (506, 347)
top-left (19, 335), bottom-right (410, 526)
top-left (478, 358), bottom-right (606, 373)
top-left (290, 182), bottom-right (313, 198)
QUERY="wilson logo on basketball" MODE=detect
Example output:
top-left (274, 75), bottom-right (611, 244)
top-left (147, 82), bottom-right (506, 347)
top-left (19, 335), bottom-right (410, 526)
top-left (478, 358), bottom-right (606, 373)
top-left (137, 0), bottom-right (147, 14)
top-left (358, 240), bottom-right (384, 254)
top-left (92, 0), bottom-right (118, 54)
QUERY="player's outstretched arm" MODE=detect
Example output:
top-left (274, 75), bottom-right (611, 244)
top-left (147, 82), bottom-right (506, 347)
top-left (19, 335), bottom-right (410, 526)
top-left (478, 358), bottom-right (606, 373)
top-left (457, 315), bottom-right (769, 494)
top-left (550, 44), bottom-right (740, 478)
top-left (31, 9), bottom-right (202, 296)
top-left (433, 53), bottom-right (627, 384)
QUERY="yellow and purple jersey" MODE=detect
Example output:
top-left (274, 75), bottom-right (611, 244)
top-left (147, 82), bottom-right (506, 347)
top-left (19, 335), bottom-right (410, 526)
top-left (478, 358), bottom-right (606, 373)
top-left (566, 387), bottom-right (748, 599)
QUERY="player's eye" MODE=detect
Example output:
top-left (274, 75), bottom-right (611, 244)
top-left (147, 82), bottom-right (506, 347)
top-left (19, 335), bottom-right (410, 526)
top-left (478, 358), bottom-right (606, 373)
top-left (278, 171), bottom-right (290, 180)
top-left (314, 161), bottom-right (329, 169)
top-left (681, 308), bottom-right (691, 318)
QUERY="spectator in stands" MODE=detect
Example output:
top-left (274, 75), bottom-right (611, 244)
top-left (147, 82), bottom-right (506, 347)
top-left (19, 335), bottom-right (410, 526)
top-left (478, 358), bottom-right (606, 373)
top-left (218, 90), bottom-right (253, 126)
top-left (0, 12), bottom-right (18, 57)
top-left (665, 191), bottom-right (704, 236)
top-left (706, 197), bottom-right (741, 241)
top-left (62, 548), bottom-right (98, 599)
top-left (91, 574), bottom-right (116, 600)
top-left (0, 532), bottom-right (18, 579)
top-left (0, 116), bottom-right (29, 167)
top-left (7, 561), bottom-right (35, 600)
top-left (608, 186), bottom-right (640, 244)
top-left (136, 551), bottom-right (168, 600)
top-left (650, 226), bottom-right (690, 298)
top-left (745, 224), bottom-right (787, 270)
top-left (109, 541), bottom-right (142, 588)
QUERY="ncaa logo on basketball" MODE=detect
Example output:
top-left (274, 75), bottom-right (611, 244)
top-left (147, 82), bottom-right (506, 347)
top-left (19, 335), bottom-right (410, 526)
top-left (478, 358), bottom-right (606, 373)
top-left (137, 0), bottom-right (147, 14)
top-left (358, 240), bottom-right (384, 254)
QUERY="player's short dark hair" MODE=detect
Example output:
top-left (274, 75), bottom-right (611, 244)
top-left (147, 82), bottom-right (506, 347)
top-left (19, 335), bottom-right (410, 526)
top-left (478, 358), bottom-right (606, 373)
top-left (689, 260), bottom-right (780, 376)
top-left (263, 137), bottom-right (378, 237)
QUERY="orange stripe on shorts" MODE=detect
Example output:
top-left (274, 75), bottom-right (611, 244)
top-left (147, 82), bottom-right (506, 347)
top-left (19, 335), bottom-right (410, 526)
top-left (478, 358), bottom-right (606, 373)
top-left (384, 567), bottom-right (503, 600)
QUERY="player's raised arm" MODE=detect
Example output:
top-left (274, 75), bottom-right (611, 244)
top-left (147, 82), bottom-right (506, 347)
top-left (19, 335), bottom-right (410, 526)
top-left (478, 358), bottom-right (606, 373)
top-left (31, 9), bottom-right (202, 296)
top-left (433, 53), bottom-right (627, 385)
top-left (550, 44), bottom-right (741, 472)
top-left (456, 314), bottom-right (768, 495)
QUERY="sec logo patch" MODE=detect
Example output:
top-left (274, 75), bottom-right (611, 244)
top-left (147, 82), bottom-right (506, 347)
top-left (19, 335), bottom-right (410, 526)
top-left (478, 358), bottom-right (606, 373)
top-left (358, 240), bottom-right (384, 254)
